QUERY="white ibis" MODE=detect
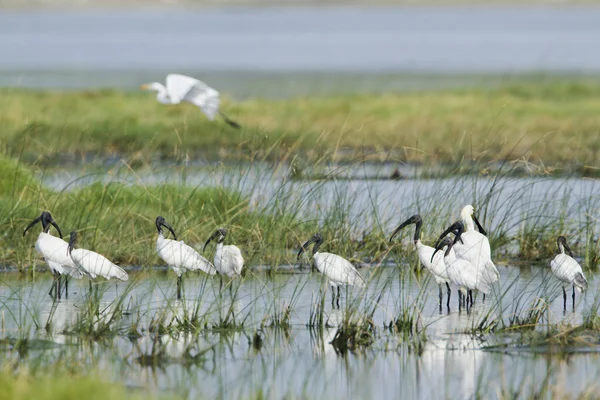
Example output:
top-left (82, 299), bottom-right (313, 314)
top-left (437, 205), bottom-right (499, 301)
top-left (550, 236), bottom-right (588, 310)
top-left (23, 211), bottom-right (83, 298)
top-left (297, 233), bottom-right (365, 307)
top-left (203, 228), bottom-right (244, 291)
top-left (155, 216), bottom-right (216, 299)
top-left (389, 214), bottom-right (453, 307)
top-left (140, 74), bottom-right (240, 128)
top-left (67, 231), bottom-right (129, 290)
top-left (432, 222), bottom-right (491, 309)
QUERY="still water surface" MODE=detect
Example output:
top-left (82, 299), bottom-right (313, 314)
top-left (1, 264), bottom-right (599, 399)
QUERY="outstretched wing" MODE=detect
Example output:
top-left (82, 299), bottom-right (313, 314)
top-left (166, 74), bottom-right (221, 120)
top-left (165, 74), bottom-right (199, 103)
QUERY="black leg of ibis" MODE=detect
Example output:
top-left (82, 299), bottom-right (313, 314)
top-left (89, 279), bottom-right (93, 293)
top-left (483, 293), bottom-right (486, 303)
top-left (57, 275), bottom-right (62, 300)
top-left (562, 287), bottom-right (567, 311)
top-left (219, 275), bottom-right (223, 292)
top-left (446, 282), bottom-right (451, 308)
top-left (177, 276), bottom-right (182, 300)
top-left (336, 286), bottom-right (341, 308)
top-left (458, 291), bottom-right (462, 311)
top-left (48, 272), bottom-right (57, 297)
top-left (469, 290), bottom-right (473, 307)
top-left (229, 279), bottom-right (233, 296)
top-left (64, 276), bottom-right (69, 299)
top-left (438, 285), bottom-right (443, 305)
top-left (573, 285), bottom-right (576, 310)
top-left (331, 286), bottom-right (335, 306)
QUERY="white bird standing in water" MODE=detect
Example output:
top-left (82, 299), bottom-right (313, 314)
top-left (432, 222), bottom-right (491, 309)
top-left (67, 231), bottom-right (128, 290)
top-left (550, 235), bottom-right (588, 310)
top-left (437, 205), bottom-right (499, 301)
top-left (140, 74), bottom-right (240, 129)
top-left (155, 216), bottom-right (216, 299)
top-left (297, 233), bottom-right (365, 307)
top-left (23, 211), bottom-right (83, 298)
top-left (389, 214), bottom-right (453, 307)
top-left (203, 228), bottom-right (244, 290)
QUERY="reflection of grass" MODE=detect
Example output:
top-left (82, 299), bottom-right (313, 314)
top-left (2, 80), bottom-right (600, 168)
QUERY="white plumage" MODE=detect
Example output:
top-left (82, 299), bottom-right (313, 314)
top-left (454, 205), bottom-right (499, 285)
top-left (155, 216), bottom-right (216, 299)
top-left (67, 231), bottom-right (128, 282)
top-left (389, 214), bottom-right (454, 307)
top-left (214, 242), bottom-right (244, 278)
top-left (312, 252), bottom-right (365, 288)
top-left (298, 233), bottom-right (365, 306)
top-left (157, 234), bottom-right (216, 277)
top-left (437, 237), bottom-right (491, 296)
top-left (141, 74), bottom-right (240, 128)
top-left (204, 228), bottom-right (244, 290)
top-left (34, 232), bottom-right (83, 279)
top-left (550, 236), bottom-right (587, 309)
top-left (23, 212), bottom-right (84, 299)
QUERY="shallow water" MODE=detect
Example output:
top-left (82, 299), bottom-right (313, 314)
top-left (40, 162), bottom-right (600, 239)
top-left (1, 263), bottom-right (599, 399)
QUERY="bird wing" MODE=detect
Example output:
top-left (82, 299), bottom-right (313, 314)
top-left (165, 74), bottom-right (199, 103)
top-left (185, 83), bottom-right (220, 120)
top-left (417, 243), bottom-right (449, 282)
top-left (47, 259), bottom-right (84, 279)
top-left (314, 253), bottom-right (365, 287)
top-left (166, 74), bottom-right (221, 120)
top-left (221, 245), bottom-right (244, 277)
top-left (37, 234), bottom-right (75, 267)
top-left (71, 249), bottom-right (128, 281)
top-left (550, 253), bottom-right (585, 288)
top-left (182, 240), bottom-right (216, 275)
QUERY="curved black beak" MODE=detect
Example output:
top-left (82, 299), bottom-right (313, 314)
top-left (435, 221), bottom-right (463, 249)
top-left (203, 231), bottom-right (218, 252)
top-left (389, 218), bottom-right (413, 243)
top-left (431, 237), bottom-right (453, 264)
top-left (23, 216), bottom-right (41, 237)
top-left (67, 231), bottom-right (77, 257)
top-left (297, 237), bottom-right (315, 260)
top-left (157, 218), bottom-right (177, 241)
top-left (49, 218), bottom-right (63, 239)
top-left (564, 241), bottom-right (573, 258)
top-left (473, 214), bottom-right (487, 236)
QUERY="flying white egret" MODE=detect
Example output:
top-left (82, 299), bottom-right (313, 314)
top-left (297, 233), bottom-right (365, 307)
top-left (550, 235), bottom-right (588, 310)
top-left (67, 231), bottom-right (129, 290)
top-left (203, 228), bottom-right (244, 291)
top-left (23, 211), bottom-right (83, 298)
top-left (389, 214), bottom-right (453, 307)
top-left (140, 74), bottom-right (240, 129)
top-left (437, 205), bottom-right (499, 301)
top-left (155, 216), bottom-right (216, 299)
top-left (432, 223), bottom-right (491, 309)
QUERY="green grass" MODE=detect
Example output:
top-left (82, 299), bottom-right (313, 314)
top-left (0, 155), bottom-right (317, 269)
top-left (1, 80), bottom-right (600, 170)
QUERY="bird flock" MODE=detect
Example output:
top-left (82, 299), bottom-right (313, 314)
top-left (23, 203), bottom-right (587, 311)
top-left (18, 75), bottom-right (588, 309)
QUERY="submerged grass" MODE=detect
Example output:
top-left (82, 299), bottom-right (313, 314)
top-left (2, 80), bottom-right (600, 169)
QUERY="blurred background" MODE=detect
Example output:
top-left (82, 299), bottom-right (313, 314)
top-left (2, 3), bottom-right (600, 97)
